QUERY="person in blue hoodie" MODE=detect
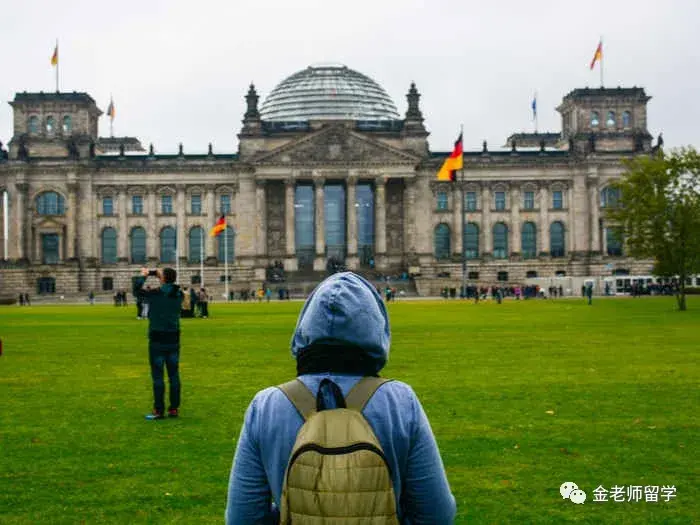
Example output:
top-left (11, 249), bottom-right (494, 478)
top-left (225, 271), bottom-right (456, 524)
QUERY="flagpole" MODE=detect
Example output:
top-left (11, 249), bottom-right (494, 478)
top-left (460, 123), bottom-right (467, 300)
top-left (175, 227), bottom-right (180, 284)
top-left (600, 36), bottom-right (604, 87)
top-left (224, 223), bottom-right (229, 302)
top-left (200, 233), bottom-right (204, 289)
top-left (55, 39), bottom-right (59, 93)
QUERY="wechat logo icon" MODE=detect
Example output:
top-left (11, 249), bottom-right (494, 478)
top-left (561, 482), bottom-right (587, 504)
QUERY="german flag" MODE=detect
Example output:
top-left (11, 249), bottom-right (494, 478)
top-left (106, 99), bottom-right (115, 119)
top-left (436, 133), bottom-right (463, 181)
top-left (51, 44), bottom-right (58, 66)
top-left (209, 215), bottom-right (226, 237)
top-left (590, 40), bottom-right (602, 70)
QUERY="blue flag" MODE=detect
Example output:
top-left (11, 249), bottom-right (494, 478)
top-left (531, 96), bottom-right (537, 120)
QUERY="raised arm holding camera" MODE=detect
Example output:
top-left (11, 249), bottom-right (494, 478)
top-left (133, 267), bottom-right (185, 420)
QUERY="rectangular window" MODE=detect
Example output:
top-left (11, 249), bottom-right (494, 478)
top-left (161, 195), bottom-right (173, 214)
top-left (497, 271), bottom-right (509, 282)
top-left (436, 191), bottom-right (448, 211)
top-left (220, 194), bottom-right (231, 215)
top-left (494, 191), bottom-right (506, 211)
top-left (523, 191), bottom-right (534, 210)
top-left (191, 194), bottom-right (202, 215)
top-left (465, 191), bottom-right (477, 211)
top-left (468, 271), bottom-right (479, 280)
top-left (42, 233), bottom-right (60, 264)
top-left (132, 195), bottom-right (143, 215)
top-left (552, 190), bottom-right (563, 209)
top-left (102, 197), bottom-right (114, 216)
top-left (102, 277), bottom-right (114, 291)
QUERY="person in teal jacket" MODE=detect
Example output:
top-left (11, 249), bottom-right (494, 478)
top-left (133, 267), bottom-right (184, 420)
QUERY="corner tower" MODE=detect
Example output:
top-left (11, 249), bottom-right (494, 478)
top-left (557, 87), bottom-right (652, 153)
top-left (8, 92), bottom-right (101, 159)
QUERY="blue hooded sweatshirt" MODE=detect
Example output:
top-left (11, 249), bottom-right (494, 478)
top-left (225, 272), bottom-right (456, 524)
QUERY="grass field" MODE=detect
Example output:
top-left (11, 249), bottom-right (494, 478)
top-left (0, 296), bottom-right (698, 524)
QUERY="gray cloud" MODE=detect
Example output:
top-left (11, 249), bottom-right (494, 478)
top-left (1, 0), bottom-right (698, 153)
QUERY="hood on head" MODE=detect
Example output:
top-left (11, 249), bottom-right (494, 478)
top-left (291, 272), bottom-right (390, 373)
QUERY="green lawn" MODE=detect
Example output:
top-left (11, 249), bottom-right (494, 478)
top-left (0, 297), bottom-right (698, 524)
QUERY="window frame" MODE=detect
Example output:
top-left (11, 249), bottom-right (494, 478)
top-left (436, 191), bottom-right (449, 211)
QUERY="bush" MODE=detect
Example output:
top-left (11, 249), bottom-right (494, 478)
top-left (0, 295), bottom-right (17, 305)
top-left (684, 287), bottom-right (700, 295)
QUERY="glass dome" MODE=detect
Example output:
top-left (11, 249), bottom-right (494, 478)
top-left (259, 64), bottom-right (400, 122)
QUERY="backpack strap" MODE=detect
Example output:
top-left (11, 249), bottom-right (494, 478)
top-left (278, 379), bottom-right (316, 421)
top-left (345, 377), bottom-right (393, 412)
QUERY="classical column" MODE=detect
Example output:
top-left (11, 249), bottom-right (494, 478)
top-left (255, 180), bottom-right (267, 257)
top-left (567, 184), bottom-right (575, 256)
top-left (147, 185), bottom-right (157, 260)
top-left (482, 184), bottom-right (491, 256)
top-left (375, 177), bottom-right (387, 256)
top-left (404, 180), bottom-right (417, 255)
top-left (285, 178), bottom-right (296, 256)
top-left (176, 184), bottom-right (186, 261)
top-left (15, 182), bottom-right (27, 260)
top-left (346, 176), bottom-right (358, 269)
top-left (452, 183), bottom-right (463, 256)
top-left (590, 183), bottom-right (600, 254)
top-left (510, 185), bottom-right (520, 256)
top-left (313, 178), bottom-right (325, 270)
top-left (66, 182), bottom-right (78, 261)
top-left (284, 178), bottom-right (297, 271)
top-left (539, 184), bottom-right (549, 255)
top-left (206, 185), bottom-right (216, 260)
top-left (118, 186), bottom-right (128, 261)
top-left (77, 177), bottom-right (95, 261)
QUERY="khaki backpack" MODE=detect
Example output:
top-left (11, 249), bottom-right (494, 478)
top-left (277, 377), bottom-right (399, 524)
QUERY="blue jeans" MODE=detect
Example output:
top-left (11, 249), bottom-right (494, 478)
top-left (149, 342), bottom-right (181, 413)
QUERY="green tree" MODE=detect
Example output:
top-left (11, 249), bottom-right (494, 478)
top-left (608, 147), bottom-right (700, 310)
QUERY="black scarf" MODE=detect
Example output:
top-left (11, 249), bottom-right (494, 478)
top-left (296, 343), bottom-right (378, 377)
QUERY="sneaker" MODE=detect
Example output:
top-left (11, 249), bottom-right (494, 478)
top-left (167, 408), bottom-right (179, 418)
top-left (145, 411), bottom-right (164, 420)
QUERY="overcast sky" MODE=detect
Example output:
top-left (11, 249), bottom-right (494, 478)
top-left (2, 0), bottom-right (698, 154)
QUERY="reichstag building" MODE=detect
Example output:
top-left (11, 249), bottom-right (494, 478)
top-left (0, 64), bottom-right (656, 296)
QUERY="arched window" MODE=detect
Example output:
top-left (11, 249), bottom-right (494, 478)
top-left (160, 226), bottom-right (176, 263)
top-left (218, 226), bottom-right (235, 262)
top-left (101, 227), bottom-right (117, 264)
top-left (434, 223), bottom-right (451, 260)
top-left (622, 111), bottom-right (632, 128)
top-left (591, 111), bottom-right (600, 127)
top-left (28, 116), bottom-right (39, 134)
top-left (46, 116), bottom-right (56, 134)
top-left (606, 227), bottom-right (624, 256)
top-left (62, 115), bottom-right (72, 133)
top-left (464, 223), bottom-right (479, 259)
top-left (36, 192), bottom-right (65, 215)
top-left (493, 223), bottom-right (509, 259)
top-left (130, 227), bottom-right (146, 264)
top-left (606, 111), bottom-right (616, 127)
top-left (521, 222), bottom-right (537, 259)
top-left (189, 226), bottom-right (204, 263)
top-left (601, 186), bottom-right (621, 208)
top-left (550, 221), bottom-right (566, 258)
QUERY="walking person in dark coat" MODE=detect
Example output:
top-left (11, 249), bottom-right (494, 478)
top-left (133, 267), bottom-right (185, 420)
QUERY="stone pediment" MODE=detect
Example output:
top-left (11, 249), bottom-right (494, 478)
top-left (33, 216), bottom-right (64, 229)
top-left (253, 124), bottom-right (420, 166)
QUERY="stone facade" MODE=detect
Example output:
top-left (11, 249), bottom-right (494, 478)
top-left (0, 72), bottom-right (659, 297)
